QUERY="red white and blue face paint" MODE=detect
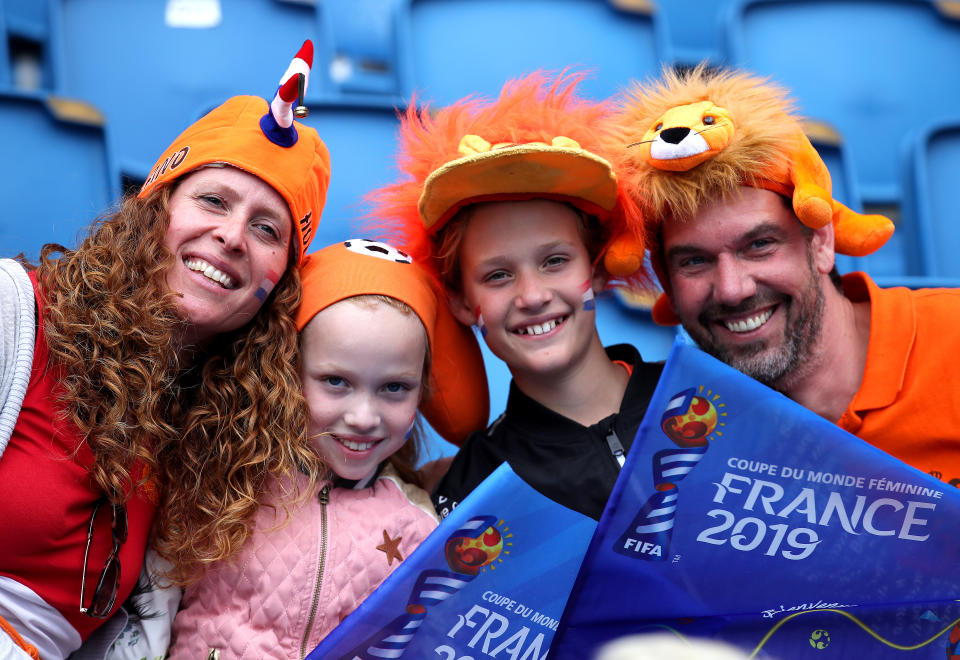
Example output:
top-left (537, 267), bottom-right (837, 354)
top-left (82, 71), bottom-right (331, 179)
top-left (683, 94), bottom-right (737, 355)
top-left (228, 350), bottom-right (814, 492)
top-left (474, 306), bottom-right (488, 338)
top-left (580, 280), bottom-right (596, 311)
top-left (254, 269), bottom-right (280, 302)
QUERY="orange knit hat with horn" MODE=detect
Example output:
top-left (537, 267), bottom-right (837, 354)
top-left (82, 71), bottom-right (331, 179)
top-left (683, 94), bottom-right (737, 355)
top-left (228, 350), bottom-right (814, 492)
top-left (139, 40), bottom-right (329, 264)
top-left (368, 71), bottom-right (649, 286)
top-left (295, 239), bottom-right (489, 446)
top-left (610, 66), bottom-right (895, 324)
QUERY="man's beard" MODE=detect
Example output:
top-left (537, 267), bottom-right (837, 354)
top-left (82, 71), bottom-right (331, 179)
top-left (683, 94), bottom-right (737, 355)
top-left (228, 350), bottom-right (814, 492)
top-left (683, 256), bottom-right (825, 390)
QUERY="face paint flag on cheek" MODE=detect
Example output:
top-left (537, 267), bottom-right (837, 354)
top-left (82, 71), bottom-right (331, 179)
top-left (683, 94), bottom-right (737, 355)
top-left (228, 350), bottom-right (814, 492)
top-left (474, 306), bottom-right (488, 338)
top-left (254, 269), bottom-right (280, 302)
top-left (580, 280), bottom-right (596, 311)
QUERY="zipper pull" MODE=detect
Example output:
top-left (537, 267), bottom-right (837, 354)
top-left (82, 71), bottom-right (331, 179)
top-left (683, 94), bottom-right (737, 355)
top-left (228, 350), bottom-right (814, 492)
top-left (605, 426), bottom-right (626, 468)
top-left (318, 485), bottom-right (330, 504)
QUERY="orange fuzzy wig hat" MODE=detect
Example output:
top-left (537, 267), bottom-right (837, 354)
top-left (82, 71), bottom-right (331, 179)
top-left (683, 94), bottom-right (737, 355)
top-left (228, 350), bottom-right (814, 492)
top-left (611, 66), bottom-right (895, 324)
top-left (369, 71), bottom-right (649, 284)
top-left (295, 239), bottom-right (489, 446)
top-left (139, 40), bottom-right (329, 264)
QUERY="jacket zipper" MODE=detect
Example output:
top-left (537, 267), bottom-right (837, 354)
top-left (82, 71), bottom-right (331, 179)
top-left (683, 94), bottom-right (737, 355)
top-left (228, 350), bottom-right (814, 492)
top-left (605, 424), bottom-right (626, 468)
top-left (300, 485), bottom-right (330, 659)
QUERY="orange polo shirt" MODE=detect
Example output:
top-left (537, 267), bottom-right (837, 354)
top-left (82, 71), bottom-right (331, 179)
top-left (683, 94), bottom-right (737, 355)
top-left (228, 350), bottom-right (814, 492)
top-left (837, 272), bottom-right (960, 488)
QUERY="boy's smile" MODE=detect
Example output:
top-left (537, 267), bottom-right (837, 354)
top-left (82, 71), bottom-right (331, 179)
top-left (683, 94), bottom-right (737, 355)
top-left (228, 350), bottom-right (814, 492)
top-left (451, 200), bottom-right (604, 388)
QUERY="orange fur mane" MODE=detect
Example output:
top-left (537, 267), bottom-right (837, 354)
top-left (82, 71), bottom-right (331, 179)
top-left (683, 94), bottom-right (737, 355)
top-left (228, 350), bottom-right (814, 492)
top-left (612, 65), bottom-right (800, 223)
top-left (367, 72), bottom-right (646, 286)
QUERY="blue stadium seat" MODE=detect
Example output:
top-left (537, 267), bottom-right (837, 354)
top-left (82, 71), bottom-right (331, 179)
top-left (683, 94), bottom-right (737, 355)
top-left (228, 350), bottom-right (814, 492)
top-left (49, 0), bottom-right (319, 182)
top-left (316, 0), bottom-right (406, 100)
top-left (3, 0), bottom-right (48, 42)
top-left (900, 118), bottom-right (960, 284)
top-left (654, 0), bottom-right (732, 65)
top-left (294, 102), bottom-right (404, 251)
top-left (0, 90), bottom-right (118, 261)
top-left (0, 6), bottom-right (10, 88)
top-left (724, 0), bottom-right (960, 206)
top-left (2, 0), bottom-right (52, 90)
top-left (802, 121), bottom-right (918, 280)
top-left (406, 0), bottom-right (667, 103)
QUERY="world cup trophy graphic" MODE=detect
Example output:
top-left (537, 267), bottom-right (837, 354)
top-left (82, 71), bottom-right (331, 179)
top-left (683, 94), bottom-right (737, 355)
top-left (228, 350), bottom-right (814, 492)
top-left (614, 387), bottom-right (721, 560)
top-left (336, 515), bottom-right (504, 659)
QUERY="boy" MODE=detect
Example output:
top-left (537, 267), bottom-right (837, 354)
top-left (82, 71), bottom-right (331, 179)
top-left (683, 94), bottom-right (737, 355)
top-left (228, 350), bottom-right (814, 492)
top-left (371, 73), bottom-right (662, 520)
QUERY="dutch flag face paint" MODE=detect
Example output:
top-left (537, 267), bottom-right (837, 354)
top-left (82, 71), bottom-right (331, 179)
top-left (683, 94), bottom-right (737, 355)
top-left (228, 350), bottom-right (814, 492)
top-left (580, 280), bottom-right (596, 311)
top-left (254, 269), bottom-right (280, 302)
top-left (474, 306), bottom-right (488, 338)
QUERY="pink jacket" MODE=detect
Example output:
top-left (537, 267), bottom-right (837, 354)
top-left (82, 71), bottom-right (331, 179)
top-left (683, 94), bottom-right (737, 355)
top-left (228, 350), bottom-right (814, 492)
top-left (168, 465), bottom-right (438, 659)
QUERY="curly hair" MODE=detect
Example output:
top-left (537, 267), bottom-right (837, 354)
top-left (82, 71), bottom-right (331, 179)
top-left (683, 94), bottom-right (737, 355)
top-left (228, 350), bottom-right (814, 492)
top-left (36, 186), bottom-right (320, 585)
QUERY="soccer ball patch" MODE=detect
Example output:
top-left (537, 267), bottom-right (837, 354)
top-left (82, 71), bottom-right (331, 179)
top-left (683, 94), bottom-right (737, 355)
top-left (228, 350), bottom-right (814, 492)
top-left (343, 239), bottom-right (412, 264)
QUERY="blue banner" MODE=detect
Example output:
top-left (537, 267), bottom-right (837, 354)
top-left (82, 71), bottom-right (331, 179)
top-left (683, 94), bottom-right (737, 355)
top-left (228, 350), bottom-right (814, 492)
top-left (552, 338), bottom-right (960, 659)
top-left (308, 463), bottom-right (596, 660)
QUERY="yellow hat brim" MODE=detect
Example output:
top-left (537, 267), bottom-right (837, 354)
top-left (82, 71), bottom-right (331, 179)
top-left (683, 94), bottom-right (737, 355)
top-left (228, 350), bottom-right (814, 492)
top-left (418, 144), bottom-right (618, 232)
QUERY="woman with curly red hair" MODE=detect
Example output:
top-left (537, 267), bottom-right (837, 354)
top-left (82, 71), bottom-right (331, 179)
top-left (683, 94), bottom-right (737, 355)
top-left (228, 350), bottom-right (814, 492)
top-left (0, 42), bottom-right (329, 659)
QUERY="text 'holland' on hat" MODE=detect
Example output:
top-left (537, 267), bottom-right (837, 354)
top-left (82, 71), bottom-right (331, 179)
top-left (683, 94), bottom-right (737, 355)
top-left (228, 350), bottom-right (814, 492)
top-left (138, 40), bottom-right (330, 264)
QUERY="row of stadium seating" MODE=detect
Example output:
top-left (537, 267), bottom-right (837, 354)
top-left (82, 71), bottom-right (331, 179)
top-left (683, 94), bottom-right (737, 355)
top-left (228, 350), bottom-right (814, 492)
top-left (3, 0), bottom-right (957, 448)
top-left (4, 0), bottom-right (960, 199)
top-left (5, 0), bottom-right (960, 273)
top-left (3, 75), bottom-right (957, 281)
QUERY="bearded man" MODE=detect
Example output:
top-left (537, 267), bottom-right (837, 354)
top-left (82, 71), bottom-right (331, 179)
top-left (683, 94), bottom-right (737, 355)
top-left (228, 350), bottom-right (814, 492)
top-left (612, 66), bottom-right (960, 487)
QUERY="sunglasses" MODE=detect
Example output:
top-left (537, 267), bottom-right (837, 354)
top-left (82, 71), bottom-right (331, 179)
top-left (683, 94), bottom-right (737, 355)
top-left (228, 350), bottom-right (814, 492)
top-left (79, 496), bottom-right (128, 618)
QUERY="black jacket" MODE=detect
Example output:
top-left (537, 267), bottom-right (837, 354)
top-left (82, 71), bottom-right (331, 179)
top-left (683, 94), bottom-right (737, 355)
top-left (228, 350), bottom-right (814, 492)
top-left (432, 344), bottom-right (663, 521)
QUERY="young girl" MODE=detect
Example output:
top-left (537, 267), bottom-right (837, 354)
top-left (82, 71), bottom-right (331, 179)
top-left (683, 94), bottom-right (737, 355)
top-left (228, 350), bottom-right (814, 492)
top-left (168, 239), bottom-right (487, 659)
top-left (371, 72), bottom-right (664, 522)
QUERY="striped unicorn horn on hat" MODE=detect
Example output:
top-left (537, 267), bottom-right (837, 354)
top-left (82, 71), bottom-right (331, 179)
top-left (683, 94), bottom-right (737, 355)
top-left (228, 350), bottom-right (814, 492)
top-left (260, 39), bottom-right (313, 147)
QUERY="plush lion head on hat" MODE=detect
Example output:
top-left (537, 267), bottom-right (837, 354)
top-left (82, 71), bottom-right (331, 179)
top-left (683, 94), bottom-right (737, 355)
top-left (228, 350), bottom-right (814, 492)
top-left (611, 65), bottom-right (893, 258)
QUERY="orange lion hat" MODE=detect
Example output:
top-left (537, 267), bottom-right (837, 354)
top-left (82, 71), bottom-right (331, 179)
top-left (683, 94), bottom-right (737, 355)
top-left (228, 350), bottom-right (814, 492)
top-left (610, 66), bottom-right (895, 324)
top-left (139, 41), bottom-right (330, 264)
top-left (369, 71), bottom-right (649, 284)
top-left (295, 239), bottom-right (489, 446)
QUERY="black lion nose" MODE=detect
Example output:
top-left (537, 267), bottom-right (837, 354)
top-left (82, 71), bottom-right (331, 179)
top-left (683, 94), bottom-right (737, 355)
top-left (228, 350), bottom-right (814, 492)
top-left (659, 127), bottom-right (691, 144)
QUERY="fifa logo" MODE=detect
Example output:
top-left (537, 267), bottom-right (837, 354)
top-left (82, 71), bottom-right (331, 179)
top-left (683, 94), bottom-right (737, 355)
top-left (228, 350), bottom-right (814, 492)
top-left (614, 387), bottom-right (725, 561)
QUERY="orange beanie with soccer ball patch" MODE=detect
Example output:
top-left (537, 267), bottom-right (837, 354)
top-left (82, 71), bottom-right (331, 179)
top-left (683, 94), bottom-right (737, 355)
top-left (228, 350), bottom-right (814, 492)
top-left (296, 239), bottom-right (489, 447)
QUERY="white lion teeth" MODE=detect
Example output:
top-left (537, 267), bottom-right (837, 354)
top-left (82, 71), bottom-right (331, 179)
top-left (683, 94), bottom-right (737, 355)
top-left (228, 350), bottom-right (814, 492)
top-left (184, 258), bottom-right (235, 289)
top-left (725, 308), bottom-right (774, 333)
top-left (518, 317), bottom-right (562, 336)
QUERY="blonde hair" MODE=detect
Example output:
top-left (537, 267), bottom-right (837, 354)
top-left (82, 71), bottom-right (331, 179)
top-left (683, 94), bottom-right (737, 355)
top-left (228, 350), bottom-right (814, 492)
top-left (433, 200), bottom-right (609, 294)
top-left (304, 294), bottom-right (431, 488)
top-left (36, 186), bottom-right (320, 585)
